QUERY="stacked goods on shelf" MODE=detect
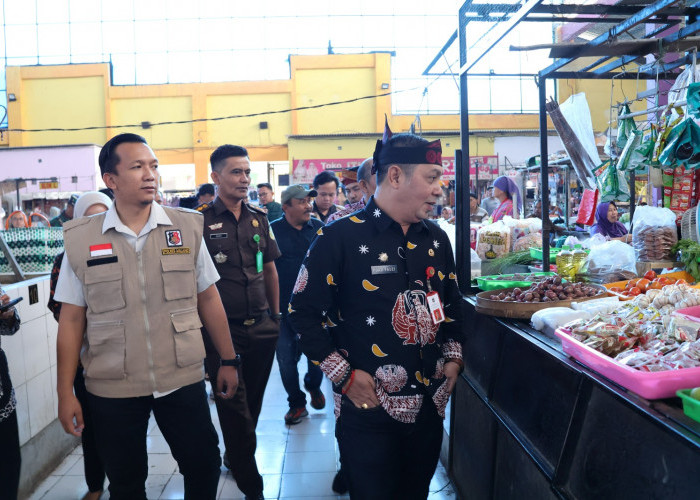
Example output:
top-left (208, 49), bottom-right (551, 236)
top-left (555, 283), bottom-right (700, 398)
top-left (668, 166), bottom-right (696, 222)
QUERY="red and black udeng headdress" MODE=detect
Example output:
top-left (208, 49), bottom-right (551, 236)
top-left (371, 117), bottom-right (442, 174)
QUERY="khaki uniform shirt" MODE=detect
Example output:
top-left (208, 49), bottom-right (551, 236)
top-left (198, 198), bottom-right (281, 319)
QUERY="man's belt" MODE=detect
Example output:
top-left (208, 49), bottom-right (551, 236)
top-left (229, 315), bottom-right (265, 327)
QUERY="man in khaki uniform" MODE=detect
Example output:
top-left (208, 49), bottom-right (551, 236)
top-left (197, 144), bottom-right (281, 500)
top-left (55, 133), bottom-right (240, 500)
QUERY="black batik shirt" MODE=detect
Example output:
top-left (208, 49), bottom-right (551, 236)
top-left (289, 197), bottom-right (464, 423)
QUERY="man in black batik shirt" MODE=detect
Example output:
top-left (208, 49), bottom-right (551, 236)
top-left (290, 124), bottom-right (464, 500)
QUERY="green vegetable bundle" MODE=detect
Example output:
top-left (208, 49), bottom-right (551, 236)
top-left (485, 250), bottom-right (533, 275)
top-left (672, 239), bottom-right (700, 280)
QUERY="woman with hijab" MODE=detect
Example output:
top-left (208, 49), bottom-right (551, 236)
top-left (590, 201), bottom-right (631, 243)
top-left (490, 175), bottom-right (522, 222)
top-left (48, 191), bottom-right (112, 500)
top-left (5, 211), bottom-right (28, 230)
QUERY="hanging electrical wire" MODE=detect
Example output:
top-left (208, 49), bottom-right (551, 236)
top-left (3, 83), bottom-right (432, 134)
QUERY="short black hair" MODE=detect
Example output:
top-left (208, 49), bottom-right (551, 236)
top-left (99, 187), bottom-right (115, 200)
top-left (257, 183), bottom-right (273, 191)
top-left (376, 133), bottom-right (428, 184)
top-left (210, 145), bottom-right (248, 172)
top-left (357, 158), bottom-right (373, 184)
top-left (469, 192), bottom-right (478, 200)
top-left (99, 133), bottom-right (148, 176)
top-left (313, 170), bottom-right (339, 189)
top-left (197, 183), bottom-right (216, 197)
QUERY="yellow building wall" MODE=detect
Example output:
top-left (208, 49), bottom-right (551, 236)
top-left (294, 68), bottom-right (376, 135)
top-left (207, 93), bottom-right (292, 148)
top-left (22, 76), bottom-right (107, 147)
top-left (5, 54), bottom-right (535, 186)
top-left (111, 96), bottom-right (193, 150)
top-left (288, 136), bottom-right (492, 163)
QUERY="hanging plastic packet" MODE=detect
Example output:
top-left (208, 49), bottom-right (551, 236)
top-left (617, 129), bottom-right (644, 171)
top-left (617, 103), bottom-right (637, 152)
top-left (653, 108), bottom-right (685, 164)
top-left (686, 82), bottom-right (700, 118)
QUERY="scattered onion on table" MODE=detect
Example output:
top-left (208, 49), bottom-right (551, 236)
top-left (489, 276), bottom-right (600, 303)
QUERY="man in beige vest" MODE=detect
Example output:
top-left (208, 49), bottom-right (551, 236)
top-left (55, 133), bottom-right (239, 500)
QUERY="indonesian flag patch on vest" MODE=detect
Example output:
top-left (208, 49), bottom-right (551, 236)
top-left (90, 243), bottom-right (113, 257)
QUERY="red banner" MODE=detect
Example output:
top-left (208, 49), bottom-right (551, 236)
top-left (291, 155), bottom-right (499, 183)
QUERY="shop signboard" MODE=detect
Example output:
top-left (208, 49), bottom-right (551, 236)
top-left (292, 155), bottom-right (499, 183)
top-left (441, 155), bottom-right (499, 181)
top-left (291, 158), bottom-right (364, 184)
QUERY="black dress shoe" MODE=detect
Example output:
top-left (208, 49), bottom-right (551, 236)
top-left (332, 468), bottom-right (348, 494)
top-left (244, 494), bottom-right (264, 500)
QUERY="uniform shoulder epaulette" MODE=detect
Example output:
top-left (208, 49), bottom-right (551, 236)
top-left (169, 205), bottom-right (203, 216)
top-left (194, 202), bottom-right (211, 213)
top-left (247, 203), bottom-right (267, 215)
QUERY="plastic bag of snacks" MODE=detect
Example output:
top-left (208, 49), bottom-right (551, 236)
top-left (513, 232), bottom-right (542, 253)
top-left (476, 222), bottom-right (511, 260)
top-left (502, 216), bottom-right (541, 251)
top-left (631, 206), bottom-right (678, 261)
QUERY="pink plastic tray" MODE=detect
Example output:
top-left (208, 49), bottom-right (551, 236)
top-left (555, 328), bottom-right (700, 399)
top-left (673, 305), bottom-right (700, 322)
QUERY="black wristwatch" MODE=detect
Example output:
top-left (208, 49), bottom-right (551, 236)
top-left (271, 312), bottom-right (283, 320)
top-left (220, 355), bottom-right (241, 367)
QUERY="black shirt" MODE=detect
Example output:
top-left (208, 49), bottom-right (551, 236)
top-left (199, 198), bottom-right (281, 319)
top-left (311, 201), bottom-right (341, 224)
top-left (270, 216), bottom-right (324, 315)
top-left (289, 197), bottom-right (464, 423)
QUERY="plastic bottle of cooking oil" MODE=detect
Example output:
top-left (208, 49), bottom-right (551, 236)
top-left (556, 245), bottom-right (574, 281)
top-left (572, 244), bottom-right (588, 277)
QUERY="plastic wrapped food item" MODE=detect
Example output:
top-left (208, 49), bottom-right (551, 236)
top-left (476, 222), bottom-right (511, 260)
top-left (631, 206), bottom-right (678, 261)
top-left (531, 307), bottom-right (591, 332)
top-left (571, 296), bottom-right (621, 315)
top-left (513, 232), bottom-right (542, 253)
top-left (668, 316), bottom-right (700, 342)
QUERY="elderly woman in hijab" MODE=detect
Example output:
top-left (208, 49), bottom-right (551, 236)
top-left (590, 201), bottom-right (632, 243)
top-left (490, 175), bottom-right (522, 222)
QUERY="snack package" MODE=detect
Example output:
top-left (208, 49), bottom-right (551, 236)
top-left (513, 232), bottom-right (542, 253)
top-left (476, 222), bottom-right (511, 260)
top-left (631, 206), bottom-right (678, 261)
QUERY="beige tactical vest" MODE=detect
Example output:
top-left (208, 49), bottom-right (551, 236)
top-left (63, 207), bottom-right (206, 398)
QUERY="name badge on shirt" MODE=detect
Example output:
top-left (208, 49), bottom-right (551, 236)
top-left (371, 265), bottom-right (398, 275)
top-left (209, 232), bottom-right (228, 239)
top-left (162, 248), bottom-right (191, 255)
top-left (426, 291), bottom-right (445, 325)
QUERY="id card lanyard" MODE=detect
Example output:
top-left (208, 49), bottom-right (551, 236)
top-left (253, 234), bottom-right (263, 273)
top-left (425, 267), bottom-right (445, 324)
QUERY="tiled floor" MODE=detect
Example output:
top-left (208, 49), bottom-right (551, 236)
top-left (27, 359), bottom-right (457, 499)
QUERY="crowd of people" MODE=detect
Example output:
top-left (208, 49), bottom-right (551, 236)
top-left (0, 127), bottom-right (465, 500)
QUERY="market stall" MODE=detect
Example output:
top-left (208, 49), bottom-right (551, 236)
top-left (449, 1), bottom-right (700, 498)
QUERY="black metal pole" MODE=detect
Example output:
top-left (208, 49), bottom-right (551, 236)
top-left (630, 169), bottom-right (636, 221)
top-left (15, 179), bottom-right (20, 211)
top-left (457, 3), bottom-right (471, 294)
top-left (457, 73), bottom-right (472, 294)
top-left (539, 79), bottom-right (550, 271)
top-left (565, 165), bottom-right (571, 229)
